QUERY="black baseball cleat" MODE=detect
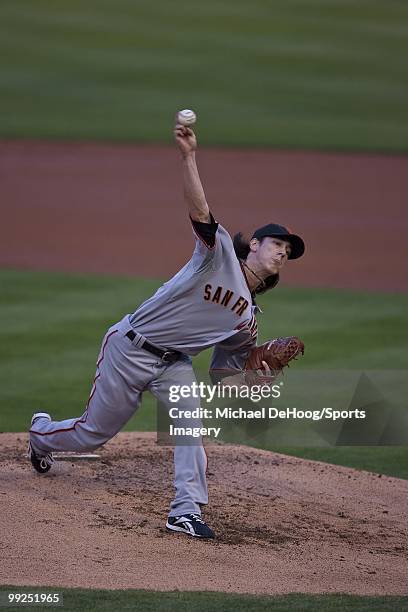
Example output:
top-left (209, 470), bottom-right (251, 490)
top-left (28, 412), bottom-right (54, 474)
top-left (166, 514), bottom-right (215, 539)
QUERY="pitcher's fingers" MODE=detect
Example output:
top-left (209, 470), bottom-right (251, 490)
top-left (261, 360), bottom-right (272, 375)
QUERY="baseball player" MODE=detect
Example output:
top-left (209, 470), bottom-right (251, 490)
top-left (28, 120), bottom-right (305, 540)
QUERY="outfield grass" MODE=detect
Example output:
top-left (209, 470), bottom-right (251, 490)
top-left (1, 269), bottom-right (407, 477)
top-left (1, 588), bottom-right (407, 612)
top-left (253, 445), bottom-right (408, 481)
top-left (0, 0), bottom-right (407, 151)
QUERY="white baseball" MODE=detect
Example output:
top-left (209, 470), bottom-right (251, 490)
top-left (177, 109), bottom-right (197, 126)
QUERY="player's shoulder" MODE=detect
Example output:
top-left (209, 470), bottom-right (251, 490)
top-left (216, 222), bottom-right (234, 246)
top-left (191, 212), bottom-right (234, 252)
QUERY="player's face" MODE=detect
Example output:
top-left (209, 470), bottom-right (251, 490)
top-left (256, 237), bottom-right (292, 274)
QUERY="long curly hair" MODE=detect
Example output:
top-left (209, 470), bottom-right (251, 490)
top-left (232, 232), bottom-right (279, 295)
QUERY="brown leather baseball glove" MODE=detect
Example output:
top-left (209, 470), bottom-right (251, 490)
top-left (244, 336), bottom-right (305, 384)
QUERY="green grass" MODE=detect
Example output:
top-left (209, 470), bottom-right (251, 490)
top-left (1, 588), bottom-right (407, 612)
top-left (0, 0), bottom-right (407, 151)
top-left (254, 446), bottom-right (408, 480)
top-left (1, 268), bottom-right (407, 478)
top-left (0, 269), bottom-right (160, 433)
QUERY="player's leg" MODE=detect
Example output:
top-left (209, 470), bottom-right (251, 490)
top-left (29, 322), bottom-right (154, 456)
top-left (148, 359), bottom-right (214, 538)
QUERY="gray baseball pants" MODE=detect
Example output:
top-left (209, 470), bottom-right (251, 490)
top-left (29, 315), bottom-right (208, 517)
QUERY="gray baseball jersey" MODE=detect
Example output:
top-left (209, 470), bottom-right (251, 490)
top-left (130, 220), bottom-right (258, 362)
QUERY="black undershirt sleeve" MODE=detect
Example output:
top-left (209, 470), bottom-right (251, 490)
top-left (190, 212), bottom-right (219, 248)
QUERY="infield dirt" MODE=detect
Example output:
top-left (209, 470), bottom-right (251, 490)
top-left (1, 140), bottom-right (407, 292)
top-left (1, 432), bottom-right (407, 595)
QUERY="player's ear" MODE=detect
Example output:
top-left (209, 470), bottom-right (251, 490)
top-left (249, 238), bottom-right (259, 252)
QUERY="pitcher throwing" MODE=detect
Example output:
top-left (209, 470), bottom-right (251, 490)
top-left (28, 116), bottom-right (305, 540)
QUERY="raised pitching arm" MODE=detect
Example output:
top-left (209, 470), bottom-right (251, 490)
top-left (174, 122), bottom-right (211, 223)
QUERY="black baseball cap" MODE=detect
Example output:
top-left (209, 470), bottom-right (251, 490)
top-left (251, 223), bottom-right (305, 260)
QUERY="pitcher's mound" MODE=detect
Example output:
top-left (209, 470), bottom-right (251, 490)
top-left (1, 432), bottom-right (407, 594)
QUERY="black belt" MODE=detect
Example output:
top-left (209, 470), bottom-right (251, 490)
top-left (126, 330), bottom-right (181, 363)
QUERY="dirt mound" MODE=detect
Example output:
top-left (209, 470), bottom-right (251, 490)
top-left (0, 432), bottom-right (407, 594)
